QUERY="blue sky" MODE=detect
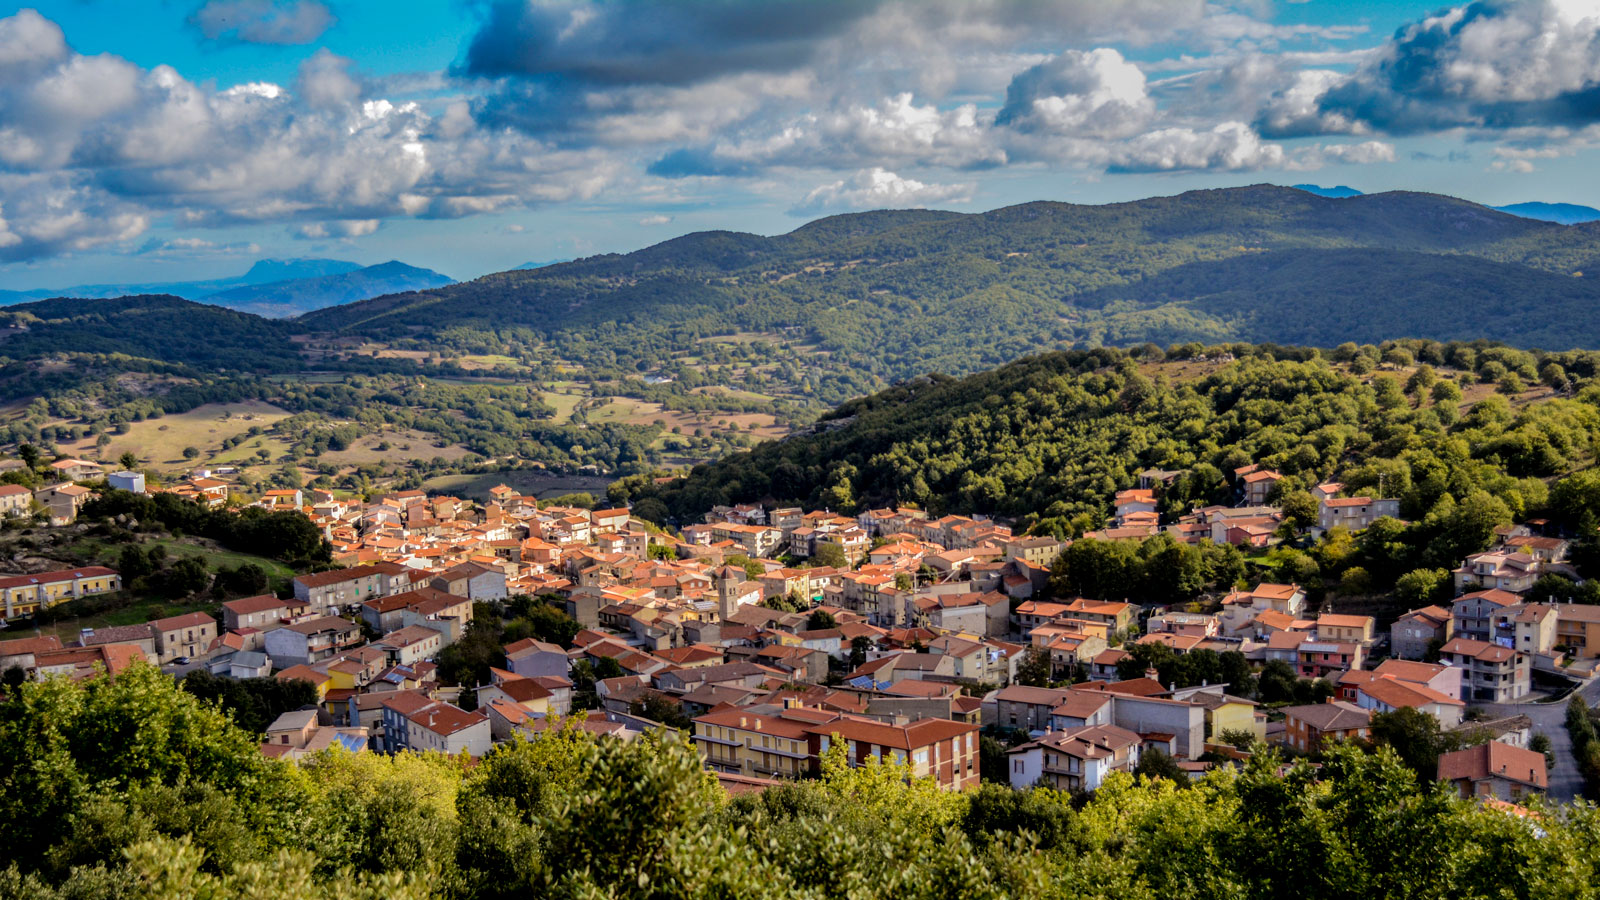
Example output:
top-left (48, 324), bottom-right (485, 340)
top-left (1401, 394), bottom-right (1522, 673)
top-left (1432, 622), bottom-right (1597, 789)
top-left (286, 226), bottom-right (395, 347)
top-left (4, 0), bottom-right (1600, 289)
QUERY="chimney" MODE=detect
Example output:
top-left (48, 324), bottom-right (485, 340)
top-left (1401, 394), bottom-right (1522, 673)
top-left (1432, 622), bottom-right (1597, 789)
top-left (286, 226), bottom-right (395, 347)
top-left (1144, 667), bottom-right (1159, 682)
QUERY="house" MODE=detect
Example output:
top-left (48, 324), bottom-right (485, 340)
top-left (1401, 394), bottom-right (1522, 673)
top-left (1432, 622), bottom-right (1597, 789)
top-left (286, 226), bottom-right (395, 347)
top-left (48, 458), bottom-right (102, 481)
top-left (431, 562), bottom-right (508, 601)
top-left (1239, 469), bottom-right (1283, 507)
top-left (1556, 604), bottom-right (1600, 659)
top-left (1437, 742), bottom-right (1547, 802)
top-left (1451, 589), bottom-right (1523, 643)
top-left (994, 684), bottom-right (1075, 734)
top-left (1489, 603), bottom-right (1558, 656)
top-left (1316, 496), bottom-right (1399, 534)
top-left (0, 566), bottom-right (122, 618)
top-left (1168, 686), bottom-right (1265, 744)
top-left (264, 616), bottom-right (363, 667)
top-left (0, 635), bottom-right (63, 672)
top-left (405, 702), bottom-right (492, 757)
top-left (803, 717), bottom-right (980, 791)
top-left (1371, 658), bottom-right (1463, 701)
top-left (78, 624), bottom-right (158, 661)
top-left (149, 611), bottom-right (217, 663)
top-left (1391, 606), bottom-right (1453, 660)
top-left (1347, 673), bottom-right (1465, 727)
top-left (0, 484), bottom-right (32, 516)
top-left (107, 471), bottom-right (146, 494)
top-left (292, 566), bottom-right (396, 614)
top-left (1005, 724), bottom-right (1143, 792)
top-left (375, 625), bottom-right (447, 667)
top-left (1282, 701), bottom-right (1371, 753)
top-left (1440, 637), bottom-right (1529, 702)
top-left (261, 709), bottom-right (369, 762)
top-left (1295, 640), bottom-right (1363, 678)
top-left (505, 637), bottom-right (570, 678)
top-left (33, 644), bottom-right (146, 680)
top-left (1316, 614), bottom-right (1374, 645)
top-left (693, 703), bottom-right (845, 779)
top-left (33, 483), bottom-right (93, 523)
top-left (276, 664), bottom-right (332, 700)
top-left (222, 594), bottom-right (310, 631)
top-left (1454, 551), bottom-right (1540, 594)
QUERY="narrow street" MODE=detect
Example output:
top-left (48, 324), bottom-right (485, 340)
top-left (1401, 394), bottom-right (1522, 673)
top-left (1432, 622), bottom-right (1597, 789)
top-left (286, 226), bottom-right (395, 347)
top-left (1478, 677), bottom-right (1600, 803)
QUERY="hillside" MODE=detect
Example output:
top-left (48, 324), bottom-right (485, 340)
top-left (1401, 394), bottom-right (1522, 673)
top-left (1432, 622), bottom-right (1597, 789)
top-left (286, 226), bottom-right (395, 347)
top-left (616, 339), bottom-right (1600, 540)
top-left (1495, 201), bottom-right (1600, 225)
top-left (296, 186), bottom-right (1600, 409)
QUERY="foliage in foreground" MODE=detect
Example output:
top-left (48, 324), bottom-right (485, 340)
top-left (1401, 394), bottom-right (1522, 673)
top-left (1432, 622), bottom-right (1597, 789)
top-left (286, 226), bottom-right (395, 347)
top-left (2, 665), bottom-right (1600, 899)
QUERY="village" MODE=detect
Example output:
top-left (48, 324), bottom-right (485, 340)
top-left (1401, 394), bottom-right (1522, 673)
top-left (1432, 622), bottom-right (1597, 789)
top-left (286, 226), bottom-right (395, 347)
top-left (1, 455), bottom-right (1598, 806)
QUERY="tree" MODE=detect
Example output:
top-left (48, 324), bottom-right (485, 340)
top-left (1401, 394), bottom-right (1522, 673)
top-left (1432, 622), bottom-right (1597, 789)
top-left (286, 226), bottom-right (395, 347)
top-left (1015, 647), bottom-right (1052, 687)
top-left (156, 556), bottom-right (210, 598)
top-left (117, 544), bottom-right (153, 581)
top-left (1370, 706), bottom-right (1459, 778)
top-left (182, 446), bottom-right (200, 460)
top-left (1133, 749), bottom-right (1189, 785)
top-left (1217, 729), bottom-right (1257, 751)
top-left (117, 451), bottom-right (139, 471)
top-left (1280, 490), bottom-right (1319, 531)
top-left (848, 635), bottom-right (872, 670)
top-left (806, 609), bottom-right (838, 631)
top-left (810, 542), bottom-right (848, 569)
top-left (17, 444), bottom-right (39, 471)
top-left (1394, 567), bottom-right (1449, 607)
top-left (630, 692), bottom-right (693, 730)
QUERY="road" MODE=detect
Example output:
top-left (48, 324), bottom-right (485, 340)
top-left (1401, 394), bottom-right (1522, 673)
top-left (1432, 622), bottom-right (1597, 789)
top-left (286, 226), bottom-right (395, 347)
top-left (1479, 677), bottom-right (1600, 802)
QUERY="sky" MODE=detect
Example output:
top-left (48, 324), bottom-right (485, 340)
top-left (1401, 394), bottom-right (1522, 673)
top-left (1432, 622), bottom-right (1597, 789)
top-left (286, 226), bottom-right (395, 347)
top-left (4, 0), bottom-right (1600, 289)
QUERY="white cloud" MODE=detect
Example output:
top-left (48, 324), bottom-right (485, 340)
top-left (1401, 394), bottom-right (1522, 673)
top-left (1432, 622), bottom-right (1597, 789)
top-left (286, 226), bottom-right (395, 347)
top-left (996, 48), bottom-right (1154, 137)
top-left (290, 219), bottom-right (380, 240)
top-left (790, 167), bottom-right (973, 215)
top-left (638, 214), bottom-right (674, 226)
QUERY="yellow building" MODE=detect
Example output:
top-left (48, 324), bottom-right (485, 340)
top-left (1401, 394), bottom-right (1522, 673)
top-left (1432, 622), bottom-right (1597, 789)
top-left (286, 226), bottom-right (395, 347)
top-left (0, 566), bottom-right (122, 618)
top-left (1188, 691), bottom-right (1267, 744)
top-left (1556, 605), bottom-right (1600, 659)
top-left (693, 703), bottom-right (841, 780)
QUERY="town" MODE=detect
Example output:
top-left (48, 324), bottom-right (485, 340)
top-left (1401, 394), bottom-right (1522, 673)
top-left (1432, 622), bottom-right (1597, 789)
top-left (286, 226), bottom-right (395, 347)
top-left (2, 453), bottom-right (1595, 807)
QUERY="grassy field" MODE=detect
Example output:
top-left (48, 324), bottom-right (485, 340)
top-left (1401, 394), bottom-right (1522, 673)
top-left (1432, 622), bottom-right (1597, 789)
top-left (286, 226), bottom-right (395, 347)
top-left (62, 536), bottom-right (296, 581)
top-left (419, 470), bottom-right (615, 501)
top-left (53, 400), bottom-right (292, 470)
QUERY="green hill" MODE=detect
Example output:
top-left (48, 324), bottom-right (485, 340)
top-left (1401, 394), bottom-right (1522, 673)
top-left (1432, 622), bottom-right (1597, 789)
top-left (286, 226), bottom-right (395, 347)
top-left (615, 339), bottom-right (1600, 540)
top-left (296, 186), bottom-right (1600, 407)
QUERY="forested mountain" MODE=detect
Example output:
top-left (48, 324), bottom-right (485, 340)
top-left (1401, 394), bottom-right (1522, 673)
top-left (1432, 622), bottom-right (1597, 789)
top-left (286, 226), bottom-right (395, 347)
top-left (1495, 201), bottom-right (1600, 225)
top-left (296, 186), bottom-right (1600, 407)
top-left (615, 339), bottom-right (1600, 544)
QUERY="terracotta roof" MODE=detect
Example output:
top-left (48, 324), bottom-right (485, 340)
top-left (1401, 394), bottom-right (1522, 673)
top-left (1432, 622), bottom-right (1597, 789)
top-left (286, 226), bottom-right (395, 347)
top-left (1438, 742), bottom-right (1546, 789)
top-left (1283, 700), bottom-right (1370, 732)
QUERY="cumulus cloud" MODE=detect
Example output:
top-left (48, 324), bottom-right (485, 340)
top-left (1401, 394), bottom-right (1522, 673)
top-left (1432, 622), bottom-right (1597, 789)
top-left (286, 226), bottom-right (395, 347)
top-left (789, 167), bottom-right (973, 216)
top-left (0, 10), bottom-right (618, 261)
top-left (191, 0), bottom-right (335, 45)
top-left (996, 48), bottom-right (1154, 137)
top-left (1309, 0), bottom-right (1600, 134)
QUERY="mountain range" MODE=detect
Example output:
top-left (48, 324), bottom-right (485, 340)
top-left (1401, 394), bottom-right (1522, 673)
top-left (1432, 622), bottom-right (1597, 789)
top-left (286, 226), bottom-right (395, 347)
top-left (0, 258), bottom-right (453, 318)
top-left (296, 186), bottom-right (1600, 388)
top-left (9, 184), bottom-right (1600, 415)
top-left (1292, 184), bottom-right (1600, 223)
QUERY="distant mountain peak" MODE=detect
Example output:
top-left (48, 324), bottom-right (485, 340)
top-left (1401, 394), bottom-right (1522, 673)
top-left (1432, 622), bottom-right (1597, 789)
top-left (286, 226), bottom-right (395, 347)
top-left (1291, 184), bottom-right (1364, 199)
top-left (1492, 202), bottom-right (1600, 225)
